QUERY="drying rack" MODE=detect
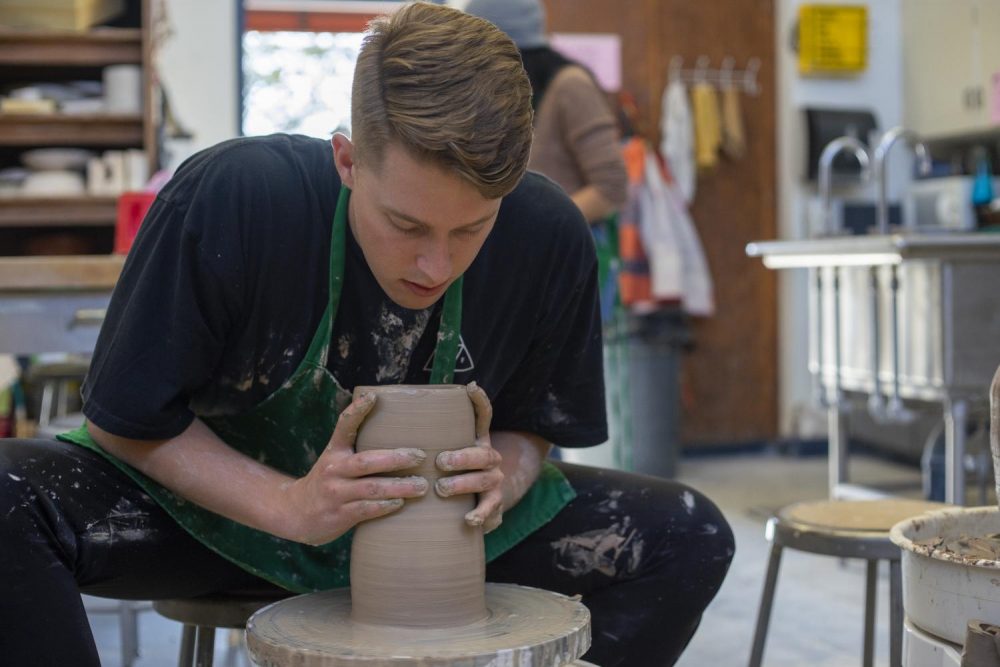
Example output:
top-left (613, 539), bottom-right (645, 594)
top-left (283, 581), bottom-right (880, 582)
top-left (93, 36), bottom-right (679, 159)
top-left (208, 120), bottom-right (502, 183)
top-left (668, 55), bottom-right (761, 95)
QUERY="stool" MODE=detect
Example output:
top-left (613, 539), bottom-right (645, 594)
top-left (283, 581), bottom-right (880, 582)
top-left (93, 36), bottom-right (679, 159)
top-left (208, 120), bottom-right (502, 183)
top-left (747, 498), bottom-right (948, 667)
top-left (153, 589), bottom-right (290, 667)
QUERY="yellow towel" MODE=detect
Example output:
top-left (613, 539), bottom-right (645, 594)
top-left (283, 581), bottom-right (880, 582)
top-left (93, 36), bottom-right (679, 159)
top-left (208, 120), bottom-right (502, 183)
top-left (692, 82), bottom-right (721, 169)
top-left (721, 86), bottom-right (746, 159)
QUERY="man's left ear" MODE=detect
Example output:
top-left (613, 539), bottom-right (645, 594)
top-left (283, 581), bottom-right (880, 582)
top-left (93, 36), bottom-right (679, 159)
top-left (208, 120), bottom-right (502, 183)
top-left (331, 133), bottom-right (356, 189)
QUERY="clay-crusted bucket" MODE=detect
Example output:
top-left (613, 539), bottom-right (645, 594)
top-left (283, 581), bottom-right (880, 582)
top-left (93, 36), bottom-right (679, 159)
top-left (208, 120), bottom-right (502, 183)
top-left (991, 364), bottom-right (1000, 505)
top-left (890, 506), bottom-right (1000, 645)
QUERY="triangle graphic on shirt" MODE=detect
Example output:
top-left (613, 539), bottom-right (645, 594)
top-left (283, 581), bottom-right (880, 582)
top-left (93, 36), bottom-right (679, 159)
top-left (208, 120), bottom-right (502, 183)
top-left (423, 335), bottom-right (475, 374)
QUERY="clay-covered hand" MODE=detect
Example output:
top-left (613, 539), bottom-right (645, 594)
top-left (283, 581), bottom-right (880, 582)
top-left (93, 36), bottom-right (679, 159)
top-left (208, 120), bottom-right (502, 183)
top-left (279, 392), bottom-right (429, 546)
top-left (434, 382), bottom-right (504, 533)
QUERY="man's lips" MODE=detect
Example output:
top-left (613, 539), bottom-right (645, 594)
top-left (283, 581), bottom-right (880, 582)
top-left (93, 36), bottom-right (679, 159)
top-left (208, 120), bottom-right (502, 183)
top-left (402, 279), bottom-right (447, 297)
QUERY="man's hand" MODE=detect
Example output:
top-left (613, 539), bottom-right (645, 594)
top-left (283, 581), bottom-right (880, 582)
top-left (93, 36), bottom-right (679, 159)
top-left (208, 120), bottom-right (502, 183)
top-left (434, 382), bottom-right (505, 533)
top-left (278, 392), bottom-right (430, 546)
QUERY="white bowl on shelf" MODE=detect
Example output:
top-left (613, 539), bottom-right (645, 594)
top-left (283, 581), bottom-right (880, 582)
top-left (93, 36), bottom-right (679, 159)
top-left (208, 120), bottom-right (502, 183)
top-left (21, 148), bottom-right (95, 171)
top-left (21, 170), bottom-right (86, 197)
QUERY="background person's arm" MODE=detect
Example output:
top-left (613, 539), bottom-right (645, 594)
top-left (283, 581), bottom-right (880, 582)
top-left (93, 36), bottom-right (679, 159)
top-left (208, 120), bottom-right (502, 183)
top-left (571, 184), bottom-right (619, 223)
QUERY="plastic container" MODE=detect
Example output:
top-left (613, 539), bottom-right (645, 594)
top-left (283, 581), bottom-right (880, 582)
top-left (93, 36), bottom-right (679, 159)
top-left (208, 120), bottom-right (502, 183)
top-left (624, 307), bottom-right (690, 479)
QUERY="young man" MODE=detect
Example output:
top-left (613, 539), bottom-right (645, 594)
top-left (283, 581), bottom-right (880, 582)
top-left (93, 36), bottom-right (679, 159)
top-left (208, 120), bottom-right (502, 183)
top-left (0, 4), bottom-right (733, 665)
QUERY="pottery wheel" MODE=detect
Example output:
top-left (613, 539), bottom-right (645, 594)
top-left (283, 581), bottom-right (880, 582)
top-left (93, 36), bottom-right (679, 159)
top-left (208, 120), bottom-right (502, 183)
top-left (247, 583), bottom-right (591, 667)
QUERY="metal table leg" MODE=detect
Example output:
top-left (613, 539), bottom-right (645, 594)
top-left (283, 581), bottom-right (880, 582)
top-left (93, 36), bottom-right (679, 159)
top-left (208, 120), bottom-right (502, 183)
top-left (944, 398), bottom-right (969, 505)
top-left (828, 405), bottom-right (849, 498)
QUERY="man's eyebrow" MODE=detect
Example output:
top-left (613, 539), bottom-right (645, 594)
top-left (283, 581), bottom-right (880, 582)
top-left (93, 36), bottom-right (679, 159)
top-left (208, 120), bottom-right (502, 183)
top-left (384, 206), bottom-right (494, 229)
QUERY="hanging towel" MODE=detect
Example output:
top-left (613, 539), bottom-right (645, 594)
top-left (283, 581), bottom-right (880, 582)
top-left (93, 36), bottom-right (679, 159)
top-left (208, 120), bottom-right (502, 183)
top-left (691, 82), bottom-right (721, 169)
top-left (660, 79), bottom-right (695, 203)
top-left (721, 85), bottom-right (746, 159)
top-left (640, 148), bottom-right (716, 316)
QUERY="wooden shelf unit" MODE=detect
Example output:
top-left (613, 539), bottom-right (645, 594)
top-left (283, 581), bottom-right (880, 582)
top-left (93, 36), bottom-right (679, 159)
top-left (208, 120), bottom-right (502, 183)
top-left (0, 113), bottom-right (143, 145)
top-left (0, 197), bottom-right (118, 228)
top-left (0, 1), bottom-right (158, 253)
top-left (0, 28), bottom-right (142, 66)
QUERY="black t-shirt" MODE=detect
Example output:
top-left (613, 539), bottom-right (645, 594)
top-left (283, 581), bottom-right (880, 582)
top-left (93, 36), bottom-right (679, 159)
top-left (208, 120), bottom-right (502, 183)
top-left (82, 134), bottom-right (606, 447)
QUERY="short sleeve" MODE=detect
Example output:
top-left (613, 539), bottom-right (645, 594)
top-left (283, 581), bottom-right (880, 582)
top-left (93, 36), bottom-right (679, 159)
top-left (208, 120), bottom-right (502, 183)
top-left (82, 174), bottom-right (245, 440)
top-left (489, 198), bottom-right (607, 447)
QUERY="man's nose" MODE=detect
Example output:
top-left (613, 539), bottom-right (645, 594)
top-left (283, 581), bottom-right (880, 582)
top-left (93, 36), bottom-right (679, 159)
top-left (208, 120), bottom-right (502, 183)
top-left (416, 240), bottom-right (452, 285)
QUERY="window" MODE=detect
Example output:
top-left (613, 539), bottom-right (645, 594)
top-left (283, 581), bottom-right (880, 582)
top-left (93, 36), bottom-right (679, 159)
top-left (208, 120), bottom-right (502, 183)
top-left (243, 29), bottom-right (363, 137)
top-left (241, 2), bottom-right (397, 138)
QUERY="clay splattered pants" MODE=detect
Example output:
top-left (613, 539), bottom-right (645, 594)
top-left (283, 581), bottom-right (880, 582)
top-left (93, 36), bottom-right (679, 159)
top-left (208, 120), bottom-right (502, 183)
top-left (0, 438), bottom-right (734, 666)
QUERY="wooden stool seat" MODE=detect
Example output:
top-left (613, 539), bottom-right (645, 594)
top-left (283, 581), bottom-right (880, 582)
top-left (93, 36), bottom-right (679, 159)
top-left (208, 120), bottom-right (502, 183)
top-left (749, 499), bottom-right (950, 667)
top-left (783, 499), bottom-right (945, 533)
top-left (153, 588), bottom-right (290, 667)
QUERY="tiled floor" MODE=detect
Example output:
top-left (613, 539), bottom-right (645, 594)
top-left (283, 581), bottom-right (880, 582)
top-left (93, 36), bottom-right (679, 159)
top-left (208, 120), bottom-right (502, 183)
top-left (86, 448), bottom-right (973, 666)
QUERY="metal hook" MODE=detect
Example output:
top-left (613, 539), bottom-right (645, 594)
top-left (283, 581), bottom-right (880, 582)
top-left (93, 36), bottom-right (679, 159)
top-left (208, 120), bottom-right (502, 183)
top-left (743, 57), bottom-right (761, 95)
top-left (669, 55), bottom-right (683, 84)
top-left (720, 57), bottom-right (735, 89)
top-left (694, 55), bottom-right (710, 84)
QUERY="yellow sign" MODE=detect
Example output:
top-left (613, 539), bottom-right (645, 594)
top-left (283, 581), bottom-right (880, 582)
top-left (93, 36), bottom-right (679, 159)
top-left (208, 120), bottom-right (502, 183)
top-left (798, 4), bottom-right (867, 76)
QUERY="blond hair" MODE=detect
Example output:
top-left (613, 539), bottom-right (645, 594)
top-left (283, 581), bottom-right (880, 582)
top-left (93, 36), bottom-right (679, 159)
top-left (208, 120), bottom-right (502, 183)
top-left (351, 2), bottom-right (533, 199)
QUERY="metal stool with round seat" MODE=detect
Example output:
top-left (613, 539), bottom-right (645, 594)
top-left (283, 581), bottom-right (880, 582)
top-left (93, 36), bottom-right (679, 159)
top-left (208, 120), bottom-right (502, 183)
top-left (747, 498), bottom-right (949, 667)
top-left (153, 588), bottom-right (290, 667)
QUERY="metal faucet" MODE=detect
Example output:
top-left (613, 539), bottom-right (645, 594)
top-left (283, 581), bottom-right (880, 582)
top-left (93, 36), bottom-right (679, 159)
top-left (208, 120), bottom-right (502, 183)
top-left (818, 136), bottom-right (871, 237)
top-left (872, 126), bottom-right (932, 235)
top-left (869, 127), bottom-right (931, 423)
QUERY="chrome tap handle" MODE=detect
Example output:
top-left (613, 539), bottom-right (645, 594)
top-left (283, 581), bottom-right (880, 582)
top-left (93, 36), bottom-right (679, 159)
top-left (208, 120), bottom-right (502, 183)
top-left (818, 136), bottom-right (871, 237)
top-left (873, 127), bottom-right (932, 235)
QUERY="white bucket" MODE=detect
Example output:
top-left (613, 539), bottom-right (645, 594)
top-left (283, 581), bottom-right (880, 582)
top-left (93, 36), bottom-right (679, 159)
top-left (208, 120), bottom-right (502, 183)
top-left (890, 506), bottom-right (1000, 645)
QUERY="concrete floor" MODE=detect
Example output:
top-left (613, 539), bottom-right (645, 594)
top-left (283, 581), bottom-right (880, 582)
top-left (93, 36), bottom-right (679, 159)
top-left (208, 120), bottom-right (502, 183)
top-left (85, 448), bottom-right (962, 666)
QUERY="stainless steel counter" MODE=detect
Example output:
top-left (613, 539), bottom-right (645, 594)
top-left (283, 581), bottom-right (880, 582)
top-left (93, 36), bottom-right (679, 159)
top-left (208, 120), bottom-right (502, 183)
top-left (747, 233), bottom-right (1000, 267)
top-left (747, 233), bottom-right (1000, 504)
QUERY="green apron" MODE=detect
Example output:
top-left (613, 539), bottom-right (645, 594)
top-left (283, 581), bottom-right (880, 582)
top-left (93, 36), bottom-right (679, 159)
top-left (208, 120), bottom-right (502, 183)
top-left (59, 186), bottom-right (575, 593)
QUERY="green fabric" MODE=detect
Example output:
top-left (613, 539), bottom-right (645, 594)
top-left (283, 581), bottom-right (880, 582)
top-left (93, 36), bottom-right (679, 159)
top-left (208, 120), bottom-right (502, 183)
top-left (58, 186), bottom-right (573, 592)
top-left (594, 213), bottom-right (619, 291)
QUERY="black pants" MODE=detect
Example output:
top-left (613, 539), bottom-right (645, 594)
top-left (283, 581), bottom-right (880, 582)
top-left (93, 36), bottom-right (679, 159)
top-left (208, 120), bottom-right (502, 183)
top-left (0, 438), bottom-right (734, 666)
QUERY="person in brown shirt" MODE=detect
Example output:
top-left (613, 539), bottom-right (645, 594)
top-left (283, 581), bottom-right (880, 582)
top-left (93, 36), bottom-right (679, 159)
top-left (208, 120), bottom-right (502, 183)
top-left (466, 0), bottom-right (627, 224)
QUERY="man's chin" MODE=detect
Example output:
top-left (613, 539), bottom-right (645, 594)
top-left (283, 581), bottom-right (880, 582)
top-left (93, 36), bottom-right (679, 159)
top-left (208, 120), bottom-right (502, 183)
top-left (386, 286), bottom-right (440, 311)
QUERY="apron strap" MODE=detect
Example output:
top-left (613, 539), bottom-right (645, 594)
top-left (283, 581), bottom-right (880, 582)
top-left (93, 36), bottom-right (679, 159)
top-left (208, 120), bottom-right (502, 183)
top-left (430, 276), bottom-right (463, 384)
top-left (302, 186), bottom-right (349, 369)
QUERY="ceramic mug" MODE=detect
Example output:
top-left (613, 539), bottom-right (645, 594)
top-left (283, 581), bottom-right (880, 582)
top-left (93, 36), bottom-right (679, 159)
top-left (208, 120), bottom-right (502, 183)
top-left (103, 65), bottom-right (142, 114)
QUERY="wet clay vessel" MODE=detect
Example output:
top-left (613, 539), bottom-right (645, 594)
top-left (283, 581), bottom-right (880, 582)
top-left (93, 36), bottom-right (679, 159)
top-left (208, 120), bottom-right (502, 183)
top-left (246, 385), bottom-right (592, 666)
top-left (349, 384), bottom-right (486, 628)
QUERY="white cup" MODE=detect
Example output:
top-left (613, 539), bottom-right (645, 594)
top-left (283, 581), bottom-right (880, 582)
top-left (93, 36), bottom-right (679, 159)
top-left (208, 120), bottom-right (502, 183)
top-left (103, 64), bottom-right (142, 114)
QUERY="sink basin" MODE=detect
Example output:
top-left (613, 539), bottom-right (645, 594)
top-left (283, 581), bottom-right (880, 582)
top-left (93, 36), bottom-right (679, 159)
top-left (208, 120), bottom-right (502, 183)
top-left (746, 233), bottom-right (1000, 268)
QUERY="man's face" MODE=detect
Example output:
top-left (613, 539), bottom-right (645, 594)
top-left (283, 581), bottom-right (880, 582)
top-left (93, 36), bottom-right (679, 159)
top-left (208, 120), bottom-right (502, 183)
top-left (332, 134), bottom-right (501, 310)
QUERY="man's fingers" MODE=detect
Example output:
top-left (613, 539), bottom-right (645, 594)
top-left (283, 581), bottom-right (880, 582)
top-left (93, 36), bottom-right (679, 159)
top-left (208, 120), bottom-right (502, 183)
top-left (341, 498), bottom-right (405, 524)
top-left (465, 487), bottom-right (503, 531)
top-left (343, 475), bottom-right (428, 501)
top-left (326, 392), bottom-right (377, 452)
top-left (436, 446), bottom-right (502, 472)
top-left (466, 382), bottom-right (493, 442)
top-left (435, 469), bottom-right (503, 497)
top-left (341, 448), bottom-right (426, 477)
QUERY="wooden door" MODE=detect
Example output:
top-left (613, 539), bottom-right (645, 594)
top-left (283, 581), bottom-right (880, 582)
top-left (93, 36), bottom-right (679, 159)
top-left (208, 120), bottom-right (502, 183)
top-left (544, 0), bottom-right (779, 448)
